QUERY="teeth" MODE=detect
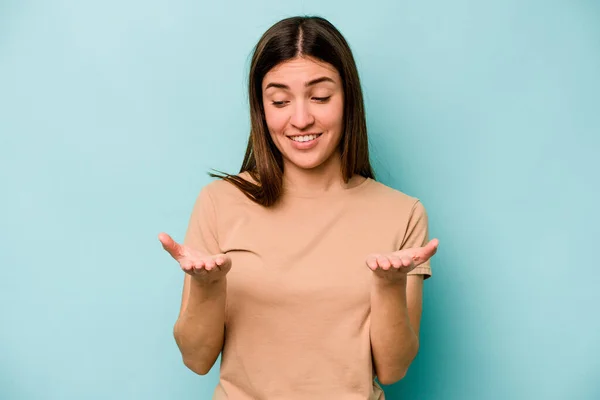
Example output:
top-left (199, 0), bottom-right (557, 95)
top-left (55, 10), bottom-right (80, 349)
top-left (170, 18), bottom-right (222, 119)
top-left (291, 134), bottom-right (319, 143)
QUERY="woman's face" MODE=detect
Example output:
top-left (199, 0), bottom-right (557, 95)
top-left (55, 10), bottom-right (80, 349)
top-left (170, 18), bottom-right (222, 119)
top-left (262, 56), bottom-right (344, 172)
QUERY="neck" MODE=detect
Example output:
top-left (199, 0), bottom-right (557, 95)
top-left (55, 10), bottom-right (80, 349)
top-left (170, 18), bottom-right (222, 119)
top-left (282, 152), bottom-right (359, 195)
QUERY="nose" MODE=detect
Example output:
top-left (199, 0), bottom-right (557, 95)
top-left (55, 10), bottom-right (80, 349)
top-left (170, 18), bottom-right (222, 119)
top-left (289, 102), bottom-right (315, 130)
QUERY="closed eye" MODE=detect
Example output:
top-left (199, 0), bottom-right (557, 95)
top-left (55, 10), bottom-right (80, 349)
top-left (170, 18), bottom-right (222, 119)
top-left (271, 97), bottom-right (330, 107)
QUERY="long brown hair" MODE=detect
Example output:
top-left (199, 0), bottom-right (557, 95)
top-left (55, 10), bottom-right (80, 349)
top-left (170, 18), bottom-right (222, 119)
top-left (210, 16), bottom-right (375, 207)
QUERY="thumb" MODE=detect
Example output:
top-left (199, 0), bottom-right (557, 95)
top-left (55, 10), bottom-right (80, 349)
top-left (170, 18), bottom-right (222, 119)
top-left (412, 238), bottom-right (439, 265)
top-left (158, 232), bottom-right (184, 261)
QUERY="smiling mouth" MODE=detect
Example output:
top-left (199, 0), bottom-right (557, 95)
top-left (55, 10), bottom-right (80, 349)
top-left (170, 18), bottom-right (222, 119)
top-left (288, 133), bottom-right (323, 143)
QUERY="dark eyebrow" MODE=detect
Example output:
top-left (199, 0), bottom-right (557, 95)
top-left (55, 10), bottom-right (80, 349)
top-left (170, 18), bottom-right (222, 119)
top-left (306, 76), bottom-right (336, 87)
top-left (264, 76), bottom-right (336, 90)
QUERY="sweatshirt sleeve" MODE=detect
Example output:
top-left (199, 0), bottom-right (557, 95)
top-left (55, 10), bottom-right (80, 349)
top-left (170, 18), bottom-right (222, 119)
top-left (400, 200), bottom-right (432, 279)
top-left (183, 183), bottom-right (222, 256)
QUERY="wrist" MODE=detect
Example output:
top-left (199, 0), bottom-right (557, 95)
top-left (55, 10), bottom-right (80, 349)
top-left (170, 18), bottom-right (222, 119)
top-left (370, 274), bottom-right (409, 313)
top-left (372, 274), bottom-right (408, 290)
top-left (190, 276), bottom-right (226, 299)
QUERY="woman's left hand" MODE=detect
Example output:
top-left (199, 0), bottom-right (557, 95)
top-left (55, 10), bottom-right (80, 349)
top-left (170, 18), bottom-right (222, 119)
top-left (366, 239), bottom-right (439, 283)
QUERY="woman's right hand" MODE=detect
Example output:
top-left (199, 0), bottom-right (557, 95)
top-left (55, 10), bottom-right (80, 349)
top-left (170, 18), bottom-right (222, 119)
top-left (158, 232), bottom-right (231, 284)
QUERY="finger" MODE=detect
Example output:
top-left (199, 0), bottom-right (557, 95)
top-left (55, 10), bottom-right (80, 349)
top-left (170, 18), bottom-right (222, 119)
top-left (204, 257), bottom-right (217, 271)
top-left (180, 260), bottom-right (195, 273)
top-left (377, 255), bottom-right (391, 270)
top-left (388, 255), bottom-right (403, 269)
top-left (401, 256), bottom-right (413, 268)
top-left (214, 254), bottom-right (231, 268)
top-left (158, 232), bottom-right (184, 261)
top-left (366, 254), bottom-right (379, 270)
top-left (192, 259), bottom-right (206, 274)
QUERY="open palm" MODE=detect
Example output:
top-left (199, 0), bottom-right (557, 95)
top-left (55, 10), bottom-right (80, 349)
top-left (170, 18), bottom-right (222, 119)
top-left (158, 232), bottom-right (231, 284)
top-left (366, 239), bottom-right (439, 282)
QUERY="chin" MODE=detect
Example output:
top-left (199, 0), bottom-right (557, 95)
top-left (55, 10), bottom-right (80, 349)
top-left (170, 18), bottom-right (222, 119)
top-left (289, 160), bottom-right (323, 170)
top-left (288, 154), bottom-right (334, 171)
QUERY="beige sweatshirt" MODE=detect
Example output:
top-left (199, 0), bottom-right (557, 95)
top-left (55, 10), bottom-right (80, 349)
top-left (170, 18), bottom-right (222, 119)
top-left (183, 173), bottom-right (432, 399)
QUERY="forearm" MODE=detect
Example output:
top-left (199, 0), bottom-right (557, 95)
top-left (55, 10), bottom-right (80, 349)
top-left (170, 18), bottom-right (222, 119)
top-left (173, 278), bottom-right (226, 375)
top-left (370, 277), bottom-right (419, 385)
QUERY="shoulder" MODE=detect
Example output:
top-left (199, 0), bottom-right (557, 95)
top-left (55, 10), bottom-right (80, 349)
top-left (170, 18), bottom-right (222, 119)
top-left (364, 179), bottom-right (423, 213)
top-left (200, 171), bottom-right (257, 205)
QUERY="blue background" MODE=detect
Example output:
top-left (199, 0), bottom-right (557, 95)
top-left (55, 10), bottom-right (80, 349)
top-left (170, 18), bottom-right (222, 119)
top-left (1, 1), bottom-right (599, 399)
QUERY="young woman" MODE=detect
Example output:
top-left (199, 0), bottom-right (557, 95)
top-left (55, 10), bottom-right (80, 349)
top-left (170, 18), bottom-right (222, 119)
top-left (159, 15), bottom-right (439, 400)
